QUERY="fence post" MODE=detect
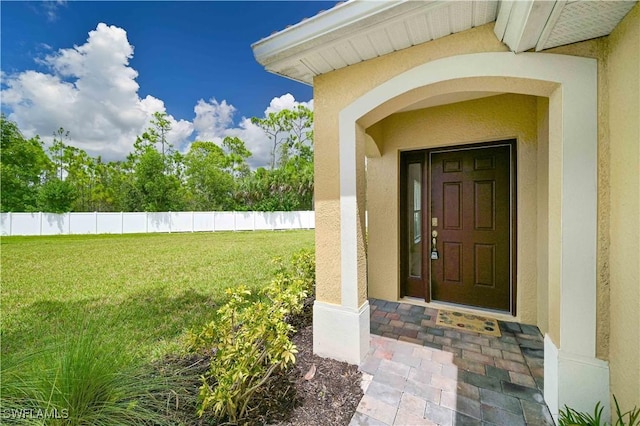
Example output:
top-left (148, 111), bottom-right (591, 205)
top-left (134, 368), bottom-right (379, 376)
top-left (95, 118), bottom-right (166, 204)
top-left (8, 212), bottom-right (12, 236)
top-left (94, 211), bottom-right (98, 234)
top-left (121, 212), bottom-right (124, 234)
top-left (145, 212), bottom-right (149, 233)
top-left (252, 211), bottom-right (256, 231)
top-left (169, 211), bottom-right (172, 233)
top-left (39, 212), bottom-right (43, 236)
top-left (67, 213), bottom-right (71, 235)
top-left (191, 211), bottom-right (195, 232)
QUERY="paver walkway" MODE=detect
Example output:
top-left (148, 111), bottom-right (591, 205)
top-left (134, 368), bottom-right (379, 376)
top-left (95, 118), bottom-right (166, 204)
top-left (350, 299), bottom-right (554, 426)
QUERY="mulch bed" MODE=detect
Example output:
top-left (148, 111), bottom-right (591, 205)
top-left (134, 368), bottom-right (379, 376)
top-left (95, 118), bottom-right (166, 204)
top-left (273, 325), bottom-right (363, 426)
top-left (153, 297), bottom-right (363, 425)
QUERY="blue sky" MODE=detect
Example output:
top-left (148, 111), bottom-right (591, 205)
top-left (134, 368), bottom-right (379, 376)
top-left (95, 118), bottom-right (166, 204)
top-left (1, 1), bottom-right (335, 167)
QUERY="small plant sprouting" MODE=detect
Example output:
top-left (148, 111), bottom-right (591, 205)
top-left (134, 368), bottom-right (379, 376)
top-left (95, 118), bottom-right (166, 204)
top-left (559, 396), bottom-right (640, 426)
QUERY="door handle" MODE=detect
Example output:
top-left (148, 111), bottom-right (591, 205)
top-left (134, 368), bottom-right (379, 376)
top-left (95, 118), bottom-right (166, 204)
top-left (431, 230), bottom-right (439, 260)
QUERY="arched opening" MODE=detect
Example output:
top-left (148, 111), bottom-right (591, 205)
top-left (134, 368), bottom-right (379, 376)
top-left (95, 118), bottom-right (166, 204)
top-left (313, 51), bottom-right (609, 420)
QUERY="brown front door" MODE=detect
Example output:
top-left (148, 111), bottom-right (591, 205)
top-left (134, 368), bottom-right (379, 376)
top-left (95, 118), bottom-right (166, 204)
top-left (430, 144), bottom-right (513, 311)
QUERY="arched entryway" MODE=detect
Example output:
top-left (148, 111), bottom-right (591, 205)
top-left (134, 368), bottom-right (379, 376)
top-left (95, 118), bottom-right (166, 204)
top-left (313, 52), bottom-right (610, 419)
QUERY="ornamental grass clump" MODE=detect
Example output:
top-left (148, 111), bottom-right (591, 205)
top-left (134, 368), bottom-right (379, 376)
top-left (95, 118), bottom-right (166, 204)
top-left (188, 249), bottom-right (315, 424)
top-left (0, 320), bottom-right (174, 425)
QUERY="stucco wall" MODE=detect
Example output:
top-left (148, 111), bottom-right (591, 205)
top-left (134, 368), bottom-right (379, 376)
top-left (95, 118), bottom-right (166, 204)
top-left (605, 3), bottom-right (640, 412)
top-left (545, 3), bottom-right (639, 408)
top-left (366, 93), bottom-right (540, 325)
top-left (313, 23), bottom-right (509, 305)
top-left (313, 13), bottom-right (637, 400)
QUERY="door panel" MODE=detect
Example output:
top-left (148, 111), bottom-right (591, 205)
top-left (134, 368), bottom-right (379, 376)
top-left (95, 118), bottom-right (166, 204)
top-left (443, 242), bottom-right (462, 282)
top-left (474, 181), bottom-right (495, 230)
top-left (443, 183), bottom-right (462, 229)
top-left (430, 145), bottom-right (512, 311)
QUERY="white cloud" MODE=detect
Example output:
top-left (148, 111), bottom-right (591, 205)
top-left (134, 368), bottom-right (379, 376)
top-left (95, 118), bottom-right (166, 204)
top-left (192, 98), bottom-right (236, 143)
top-left (41, 1), bottom-right (67, 22)
top-left (264, 93), bottom-right (314, 115)
top-left (1, 23), bottom-right (193, 161)
top-left (1, 23), bottom-right (311, 168)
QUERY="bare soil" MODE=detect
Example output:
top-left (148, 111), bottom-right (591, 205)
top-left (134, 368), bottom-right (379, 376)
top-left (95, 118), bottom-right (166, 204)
top-left (273, 325), bottom-right (363, 426)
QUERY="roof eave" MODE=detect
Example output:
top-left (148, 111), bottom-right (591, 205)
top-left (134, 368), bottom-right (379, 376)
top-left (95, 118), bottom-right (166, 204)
top-left (252, 0), bottom-right (423, 67)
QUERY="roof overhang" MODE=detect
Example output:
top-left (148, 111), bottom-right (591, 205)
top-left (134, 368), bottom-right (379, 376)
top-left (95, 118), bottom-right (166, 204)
top-left (252, 0), bottom-right (637, 86)
top-left (496, 0), bottom-right (637, 52)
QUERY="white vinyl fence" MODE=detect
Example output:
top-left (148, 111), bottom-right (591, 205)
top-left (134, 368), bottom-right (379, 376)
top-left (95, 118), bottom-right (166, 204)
top-left (0, 211), bottom-right (315, 236)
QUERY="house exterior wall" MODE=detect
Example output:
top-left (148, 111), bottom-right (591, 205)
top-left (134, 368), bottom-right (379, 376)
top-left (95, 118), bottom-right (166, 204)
top-left (313, 23), bottom-right (509, 306)
top-left (548, 3), bottom-right (640, 410)
top-left (312, 4), bottom-right (639, 409)
top-left (605, 3), bottom-right (640, 412)
top-left (313, 22), bottom-right (573, 348)
top-left (366, 93), bottom-right (540, 325)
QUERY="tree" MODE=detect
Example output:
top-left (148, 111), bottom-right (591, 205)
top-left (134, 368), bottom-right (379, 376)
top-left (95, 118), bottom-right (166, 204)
top-left (1, 107), bottom-right (314, 213)
top-left (240, 106), bottom-right (314, 211)
top-left (130, 145), bottom-right (182, 212)
top-left (250, 105), bottom-right (313, 169)
top-left (150, 111), bottom-right (172, 162)
top-left (222, 136), bottom-right (251, 179)
top-left (91, 160), bottom-right (133, 212)
top-left (50, 127), bottom-right (70, 180)
top-left (0, 115), bottom-right (53, 212)
top-left (184, 141), bottom-right (234, 210)
top-left (125, 119), bottom-right (186, 211)
top-left (62, 145), bottom-right (96, 211)
top-left (37, 177), bottom-right (76, 213)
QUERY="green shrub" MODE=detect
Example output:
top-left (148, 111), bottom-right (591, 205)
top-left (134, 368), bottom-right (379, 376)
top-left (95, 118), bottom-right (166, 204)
top-left (559, 396), bottom-right (640, 426)
top-left (188, 249), bottom-right (315, 424)
top-left (273, 248), bottom-right (315, 292)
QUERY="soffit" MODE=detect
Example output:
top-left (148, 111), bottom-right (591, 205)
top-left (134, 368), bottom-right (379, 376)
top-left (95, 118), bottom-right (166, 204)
top-left (536, 0), bottom-right (638, 51)
top-left (252, 1), bottom-right (499, 85)
top-left (252, 0), bottom-right (637, 85)
top-left (496, 0), bottom-right (637, 52)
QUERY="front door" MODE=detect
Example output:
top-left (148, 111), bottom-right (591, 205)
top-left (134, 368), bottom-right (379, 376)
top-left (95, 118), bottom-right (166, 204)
top-left (401, 142), bottom-right (515, 312)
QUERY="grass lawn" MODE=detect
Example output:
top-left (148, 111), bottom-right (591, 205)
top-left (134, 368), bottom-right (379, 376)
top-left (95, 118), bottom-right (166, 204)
top-left (1, 230), bottom-right (314, 366)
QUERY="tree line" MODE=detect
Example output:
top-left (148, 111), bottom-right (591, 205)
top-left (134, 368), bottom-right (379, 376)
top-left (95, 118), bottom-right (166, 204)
top-left (0, 106), bottom-right (314, 213)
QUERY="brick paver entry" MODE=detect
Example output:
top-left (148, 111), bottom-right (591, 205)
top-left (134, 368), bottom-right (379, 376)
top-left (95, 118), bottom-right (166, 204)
top-left (350, 299), bottom-right (554, 426)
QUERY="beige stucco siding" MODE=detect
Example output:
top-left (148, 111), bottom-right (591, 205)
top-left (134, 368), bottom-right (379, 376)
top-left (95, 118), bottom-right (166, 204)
top-left (366, 94), bottom-right (540, 325)
top-left (605, 3), bottom-right (640, 412)
top-left (312, 4), bottom-right (639, 406)
top-left (313, 23), bottom-right (510, 305)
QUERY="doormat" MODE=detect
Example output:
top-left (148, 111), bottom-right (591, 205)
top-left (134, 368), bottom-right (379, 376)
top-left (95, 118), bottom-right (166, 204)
top-left (436, 309), bottom-right (501, 337)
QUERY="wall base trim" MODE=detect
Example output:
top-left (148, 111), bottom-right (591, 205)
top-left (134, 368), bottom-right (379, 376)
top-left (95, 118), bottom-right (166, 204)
top-left (313, 300), bottom-right (370, 365)
top-left (545, 335), bottom-right (611, 423)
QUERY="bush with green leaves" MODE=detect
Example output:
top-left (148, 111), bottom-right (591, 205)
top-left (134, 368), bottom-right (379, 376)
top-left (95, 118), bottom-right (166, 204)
top-left (188, 249), bottom-right (315, 424)
top-left (272, 248), bottom-right (315, 294)
top-left (559, 396), bottom-right (640, 426)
